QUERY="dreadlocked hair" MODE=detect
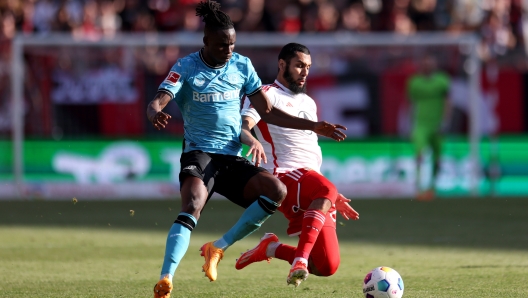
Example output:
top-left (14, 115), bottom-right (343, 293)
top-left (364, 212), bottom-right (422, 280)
top-left (196, 0), bottom-right (234, 31)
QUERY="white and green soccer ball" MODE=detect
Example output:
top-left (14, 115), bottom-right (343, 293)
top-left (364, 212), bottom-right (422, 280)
top-left (362, 266), bottom-right (404, 298)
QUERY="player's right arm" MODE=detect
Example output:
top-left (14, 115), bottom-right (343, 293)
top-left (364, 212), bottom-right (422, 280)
top-left (147, 92), bottom-right (172, 130)
top-left (240, 94), bottom-right (269, 166)
top-left (146, 59), bottom-right (189, 130)
top-left (240, 115), bottom-right (266, 166)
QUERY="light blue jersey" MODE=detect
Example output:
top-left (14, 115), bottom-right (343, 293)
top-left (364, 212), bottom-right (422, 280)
top-left (158, 49), bottom-right (262, 156)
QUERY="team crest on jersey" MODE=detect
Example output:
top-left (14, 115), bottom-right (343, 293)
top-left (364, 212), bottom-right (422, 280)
top-left (164, 71), bottom-right (181, 86)
top-left (220, 73), bottom-right (241, 85)
top-left (194, 77), bottom-right (205, 87)
top-left (236, 62), bottom-right (246, 72)
top-left (227, 73), bottom-right (240, 83)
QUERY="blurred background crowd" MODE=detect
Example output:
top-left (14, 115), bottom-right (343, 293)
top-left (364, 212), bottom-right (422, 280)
top-left (0, 0), bottom-right (527, 140)
top-left (0, 0), bottom-right (525, 61)
top-left (0, 1), bottom-right (527, 198)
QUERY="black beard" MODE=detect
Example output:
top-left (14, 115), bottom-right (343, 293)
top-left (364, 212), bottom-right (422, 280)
top-left (283, 63), bottom-right (307, 94)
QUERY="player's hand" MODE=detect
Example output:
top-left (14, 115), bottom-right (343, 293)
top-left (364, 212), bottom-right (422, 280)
top-left (336, 193), bottom-right (359, 220)
top-left (313, 121), bottom-right (347, 141)
top-left (246, 138), bottom-right (267, 167)
top-left (151, 111), bottom-right (171, 130)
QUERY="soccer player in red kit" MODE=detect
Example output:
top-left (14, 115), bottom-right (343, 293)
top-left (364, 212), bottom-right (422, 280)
top-left (236, 43), bottom-right (360, 287)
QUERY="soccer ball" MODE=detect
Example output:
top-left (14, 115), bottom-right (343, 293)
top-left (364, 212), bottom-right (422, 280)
top-left (362, 266), bottom-right (404, 298)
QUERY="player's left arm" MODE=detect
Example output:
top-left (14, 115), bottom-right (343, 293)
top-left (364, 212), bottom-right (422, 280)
top-left (335, 193), bottom-right (359, 220)
top-left (248, 90), bottom-right (347, 141)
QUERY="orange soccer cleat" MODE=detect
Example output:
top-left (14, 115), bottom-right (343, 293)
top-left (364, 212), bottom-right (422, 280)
top-left (153, 277), bottom-right (172, 298)
top-left (235, 233), bottom-right (279, 270)
top-left (200, 242), bottom-right (224, 281)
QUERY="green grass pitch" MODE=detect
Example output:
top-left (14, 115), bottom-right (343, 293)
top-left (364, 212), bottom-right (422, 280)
top-left (1, 198), bottom-right (527, 297)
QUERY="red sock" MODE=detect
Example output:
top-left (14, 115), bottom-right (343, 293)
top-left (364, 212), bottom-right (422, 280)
top-left (295, 209), bottom-right (325, 260)
top-left (275, 243), bottom-right (296, 264)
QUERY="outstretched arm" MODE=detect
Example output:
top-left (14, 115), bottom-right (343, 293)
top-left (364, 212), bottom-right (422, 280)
top-left (147, 92), bottom-right (172, 130)
top-left (247, 90), bottom-right (347, 141)
top-left (335, 193), bottom-right (359, 220)
top-left (240, 116), bottom-right (267, 167)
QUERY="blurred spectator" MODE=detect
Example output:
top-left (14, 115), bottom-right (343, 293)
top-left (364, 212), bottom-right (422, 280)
top-left (341, 2), bottom-right (371, 32)
top-left (72, 0), bottom-right (101, 40)
top-left (100, 1), bottom-right (121, 37)
top-left (0, 0), bottom-right (526, 139)
top-left (0, 0), bottom-right (524, 72)
top-left (1, 11), bottom-right (16, 39)
top-left (408, 0), bottom-right (436, 31)
top-left (182, 6), bottom-right (201, 32)
top-left (32, 0), bottom-right (58, 33)
top-left (0, 0), bottom-right (520, 41)
top-left (479, 0), bottom-right (517, 61)
top-left (315, 1), bottom-right (339, 31)
top-left (21, 2), bottom-right (35, 33)
top-left (236, 0), bottom-right (265, 31)
top-left (279, 4), bottom-right (301, 33)
top-left (394, 10), bottom-right (417, 34)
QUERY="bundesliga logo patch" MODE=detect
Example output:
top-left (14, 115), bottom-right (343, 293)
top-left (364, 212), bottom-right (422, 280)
top-left (164, 71), bottom-right (181, 86)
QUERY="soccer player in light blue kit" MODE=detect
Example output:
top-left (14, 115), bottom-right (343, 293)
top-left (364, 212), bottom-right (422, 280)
top-left (147, 2), bottom-right (347, 297)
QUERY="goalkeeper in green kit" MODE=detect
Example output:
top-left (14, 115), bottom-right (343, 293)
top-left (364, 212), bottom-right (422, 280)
top-left (406, 55), bottom-right (450, 200)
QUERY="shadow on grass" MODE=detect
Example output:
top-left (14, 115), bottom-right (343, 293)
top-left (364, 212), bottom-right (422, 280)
top-left (0, 198), bottom-right (527, 250)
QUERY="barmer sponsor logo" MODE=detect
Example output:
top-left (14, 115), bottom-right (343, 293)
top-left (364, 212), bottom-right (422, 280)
top-left (192, 89), bottom-right (240, 102)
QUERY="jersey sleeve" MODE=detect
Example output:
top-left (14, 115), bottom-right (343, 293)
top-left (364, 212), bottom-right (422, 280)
top-left (158, 58), bottom-right (191, 99)
top-left (241, 87), bottom-right (279, 124)
top-left (242, 58), bottom-right (262, 97)
top-left (240, 95), bottom-right (261, 123)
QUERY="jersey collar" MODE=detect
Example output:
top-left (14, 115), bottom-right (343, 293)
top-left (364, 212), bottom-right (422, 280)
top-left (199, 48), bottom-right (227, 69)
top-left (274, 80), bottom-right (295, 96)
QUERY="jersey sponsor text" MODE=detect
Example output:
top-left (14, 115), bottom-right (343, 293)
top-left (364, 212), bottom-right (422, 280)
top-left (192, 89), bottom-right (240, 102)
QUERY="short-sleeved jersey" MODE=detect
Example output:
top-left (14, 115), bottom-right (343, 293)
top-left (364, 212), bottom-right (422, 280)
top-left (407, 72), bottom-right (450, 129)
top-left (158, 49), bottom-right (262, 156)
top-left (241, 80), bottom-right (322, 174)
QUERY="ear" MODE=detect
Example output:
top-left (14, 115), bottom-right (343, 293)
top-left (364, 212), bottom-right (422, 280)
top-left (278, 59), bottom-right (286, 72)
top-left (203, 35), bottom-right (208, 47)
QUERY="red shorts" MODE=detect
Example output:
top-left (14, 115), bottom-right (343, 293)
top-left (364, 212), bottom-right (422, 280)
top-left (277, 168), bottom-right (338, 236)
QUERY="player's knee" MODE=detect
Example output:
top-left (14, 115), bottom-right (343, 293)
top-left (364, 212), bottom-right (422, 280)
top-left (262, 178), bottom-right (286, 204)
top-left (272, 180), bottom-right (287, 204)
top-left (181, 194), bottom-right (206, 217)
top-left (325, 257), bottom-right (340, 276)
top-left (309, 255), bottom-right (340, 277)
top-left (313, 261), bottom-right (340, 277)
